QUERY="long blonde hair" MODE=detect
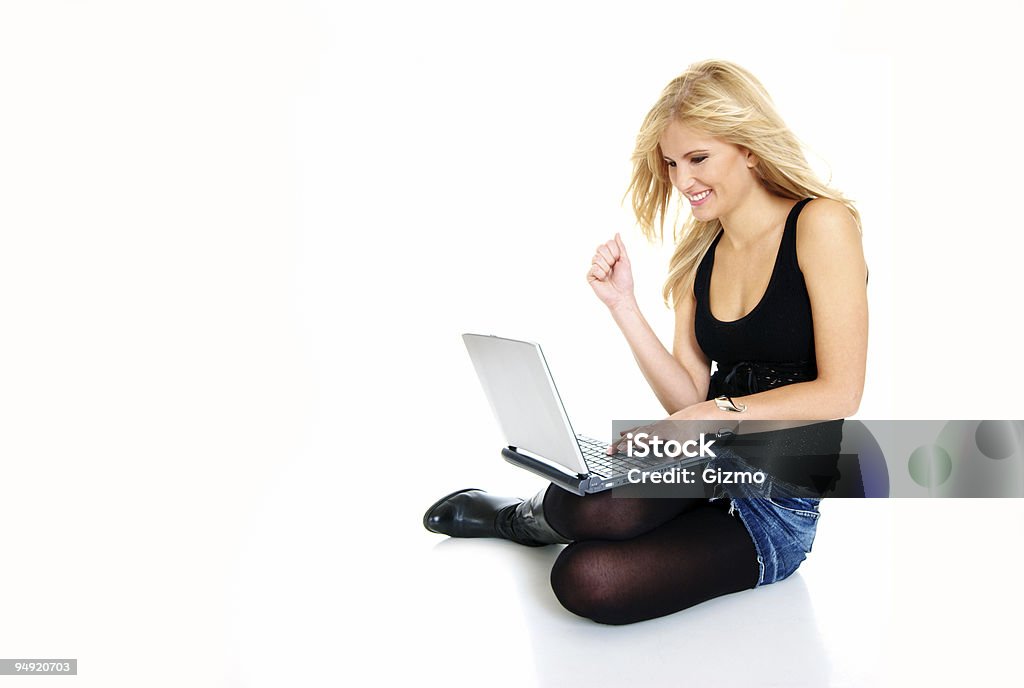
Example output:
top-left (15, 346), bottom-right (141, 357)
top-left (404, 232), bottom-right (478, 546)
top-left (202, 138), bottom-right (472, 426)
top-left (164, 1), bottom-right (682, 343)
top-left (625, 59), bottom-right (862, 308)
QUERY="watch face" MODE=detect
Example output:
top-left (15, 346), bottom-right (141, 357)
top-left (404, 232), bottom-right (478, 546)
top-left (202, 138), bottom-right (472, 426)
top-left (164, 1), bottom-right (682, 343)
top-left (716, 396), bottom-right (743, 412)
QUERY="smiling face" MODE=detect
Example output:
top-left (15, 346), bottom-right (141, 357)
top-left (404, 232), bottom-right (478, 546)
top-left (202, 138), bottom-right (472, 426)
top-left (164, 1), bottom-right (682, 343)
top-left (658, 120), bottom-right (761, 220)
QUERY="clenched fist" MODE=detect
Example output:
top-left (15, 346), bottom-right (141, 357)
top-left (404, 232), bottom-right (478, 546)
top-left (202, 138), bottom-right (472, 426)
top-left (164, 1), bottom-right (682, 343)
top-left (587, 233), bottom-right (636, 310)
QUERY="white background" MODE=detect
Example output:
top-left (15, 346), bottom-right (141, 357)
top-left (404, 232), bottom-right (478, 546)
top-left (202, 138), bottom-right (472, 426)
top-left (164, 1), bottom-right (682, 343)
top-left (1, 1), bottom-right (1022, 686)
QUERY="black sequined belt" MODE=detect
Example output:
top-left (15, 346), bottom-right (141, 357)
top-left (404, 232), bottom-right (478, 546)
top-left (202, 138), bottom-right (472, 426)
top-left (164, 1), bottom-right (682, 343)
top-left (711, 359), bottom-right (816, 398)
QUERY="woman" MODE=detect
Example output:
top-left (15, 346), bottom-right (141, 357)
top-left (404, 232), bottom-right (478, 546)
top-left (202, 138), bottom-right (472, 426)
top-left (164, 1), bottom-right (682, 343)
top-left (423, 59), bottom-right (868, 625)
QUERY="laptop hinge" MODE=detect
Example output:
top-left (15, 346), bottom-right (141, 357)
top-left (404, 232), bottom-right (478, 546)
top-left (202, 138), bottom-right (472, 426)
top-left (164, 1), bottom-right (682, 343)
top-left (503, 447), bottom-right (591, 496)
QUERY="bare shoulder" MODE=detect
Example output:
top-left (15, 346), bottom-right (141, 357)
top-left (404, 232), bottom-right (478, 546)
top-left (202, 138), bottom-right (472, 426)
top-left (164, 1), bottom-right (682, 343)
top-left (795, 197), bottom-right (864, 271)
top-left (799, 197), bottom-right (859, 236)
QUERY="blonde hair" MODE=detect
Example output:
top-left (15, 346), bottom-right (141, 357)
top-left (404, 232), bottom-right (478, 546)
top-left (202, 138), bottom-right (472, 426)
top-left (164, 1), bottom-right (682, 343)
top-left (625, 59), bottom-right (862, 308)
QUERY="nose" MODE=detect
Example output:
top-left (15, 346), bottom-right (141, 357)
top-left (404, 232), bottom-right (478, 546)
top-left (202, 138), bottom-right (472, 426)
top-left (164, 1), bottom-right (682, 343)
top-left (670, 168), bottom-right (696, 194)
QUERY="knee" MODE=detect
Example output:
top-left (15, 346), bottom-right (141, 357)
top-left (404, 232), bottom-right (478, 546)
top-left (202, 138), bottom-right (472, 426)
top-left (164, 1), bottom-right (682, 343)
top-left (549, 543), bottom-right (633, 625)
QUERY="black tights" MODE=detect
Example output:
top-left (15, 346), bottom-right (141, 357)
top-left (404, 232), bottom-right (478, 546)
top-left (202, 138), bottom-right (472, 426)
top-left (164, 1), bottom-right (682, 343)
top-left (543, 486), bottom-right (760, 625)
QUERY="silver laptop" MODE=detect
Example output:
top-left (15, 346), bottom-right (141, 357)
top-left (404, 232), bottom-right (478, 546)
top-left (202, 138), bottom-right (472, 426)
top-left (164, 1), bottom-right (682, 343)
top-left (462, 333), bottom-right (713, 495)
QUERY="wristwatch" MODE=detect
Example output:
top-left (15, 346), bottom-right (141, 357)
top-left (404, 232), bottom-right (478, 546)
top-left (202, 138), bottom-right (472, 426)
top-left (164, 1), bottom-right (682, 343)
top-left (714, 395), bottom-right (747, 413)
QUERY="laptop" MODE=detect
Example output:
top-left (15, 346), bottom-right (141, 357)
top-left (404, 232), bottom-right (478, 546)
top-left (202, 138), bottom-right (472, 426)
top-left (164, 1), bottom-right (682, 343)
top-left (462, 333), bottom-right (715, 495)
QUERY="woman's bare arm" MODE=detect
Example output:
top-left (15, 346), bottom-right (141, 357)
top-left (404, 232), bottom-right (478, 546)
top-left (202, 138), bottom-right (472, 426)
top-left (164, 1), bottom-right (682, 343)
top-left (588, 235), bottom-right (708, 414)
top-left (607, 295), bottom-right (708, 414)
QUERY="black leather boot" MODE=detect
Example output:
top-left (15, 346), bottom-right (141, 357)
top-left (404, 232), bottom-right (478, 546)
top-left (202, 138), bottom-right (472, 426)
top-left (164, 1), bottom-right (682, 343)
top-left (423, 488), bottom-right (571, 547)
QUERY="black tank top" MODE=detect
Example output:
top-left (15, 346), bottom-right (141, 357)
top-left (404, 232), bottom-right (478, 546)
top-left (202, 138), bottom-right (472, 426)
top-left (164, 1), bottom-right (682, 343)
top-left (694, 197), bottom-right (817, 399)
top-left (692, 197), bottom-right (849, 495)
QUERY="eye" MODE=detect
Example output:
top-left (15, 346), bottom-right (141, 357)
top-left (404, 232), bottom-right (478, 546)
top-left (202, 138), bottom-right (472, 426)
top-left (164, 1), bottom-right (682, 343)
top-left (691, 155), bottom-right (707, 165)
top-left (663, 159), bottom-right (677, 168)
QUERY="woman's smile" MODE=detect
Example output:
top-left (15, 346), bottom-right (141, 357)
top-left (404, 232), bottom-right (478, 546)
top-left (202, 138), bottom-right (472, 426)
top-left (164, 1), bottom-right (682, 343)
top-left (688, 189), bottom-right (713, 206)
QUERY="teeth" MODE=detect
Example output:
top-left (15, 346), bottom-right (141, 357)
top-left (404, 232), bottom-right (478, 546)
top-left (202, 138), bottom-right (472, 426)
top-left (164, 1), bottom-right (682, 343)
top-left (689, 190), bottom-right (711, 201)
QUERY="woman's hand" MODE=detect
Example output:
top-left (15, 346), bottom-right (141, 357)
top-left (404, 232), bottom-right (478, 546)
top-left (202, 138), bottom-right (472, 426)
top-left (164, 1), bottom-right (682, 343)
top-left (587, 233), bottom-right (635, 310)
top-left (607, 401), bottom-right (739, 455)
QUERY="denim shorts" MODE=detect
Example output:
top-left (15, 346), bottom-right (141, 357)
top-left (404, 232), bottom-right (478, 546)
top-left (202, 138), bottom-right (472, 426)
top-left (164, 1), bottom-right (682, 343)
top-left (707, 449), bottom-right (821, 587)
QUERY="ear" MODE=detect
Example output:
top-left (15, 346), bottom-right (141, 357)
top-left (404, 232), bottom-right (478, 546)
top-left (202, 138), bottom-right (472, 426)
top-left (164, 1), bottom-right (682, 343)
top-left (741, 147), bottom-right (759, 169)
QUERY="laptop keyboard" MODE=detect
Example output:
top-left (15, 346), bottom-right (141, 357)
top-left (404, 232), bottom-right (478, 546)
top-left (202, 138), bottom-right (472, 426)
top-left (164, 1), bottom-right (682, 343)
top-left (575, 434), bottom-right (668, 478)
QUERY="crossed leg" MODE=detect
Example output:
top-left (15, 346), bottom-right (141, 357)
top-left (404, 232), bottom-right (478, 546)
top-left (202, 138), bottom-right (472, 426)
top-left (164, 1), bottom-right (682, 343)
top-left (543, 484), bottom-right (708, 541)
top-left (544, 486), bottom-right (760, 625)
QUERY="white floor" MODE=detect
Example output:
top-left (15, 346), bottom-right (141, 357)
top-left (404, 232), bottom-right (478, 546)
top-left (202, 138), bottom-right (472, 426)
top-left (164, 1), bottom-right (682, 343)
top-left (388, 498), bottom-right (1023, 688)
top-left (226, 464), bottom-right (1023, 688)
